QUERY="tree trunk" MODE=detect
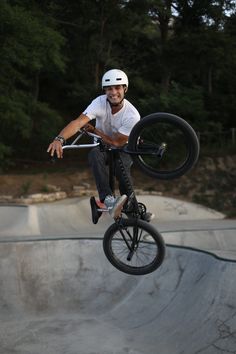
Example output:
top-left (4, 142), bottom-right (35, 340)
top-left (161, 70), bottom-right (171, 95)
top-left (155, 1), bottom-right (172, 94)
top-left (208, 66), bottom-right (213, 95)
top-left (34, 72), bottom-right (39, 102)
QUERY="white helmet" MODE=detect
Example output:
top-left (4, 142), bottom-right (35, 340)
top-left (102, 69), bottom-right (129, 88)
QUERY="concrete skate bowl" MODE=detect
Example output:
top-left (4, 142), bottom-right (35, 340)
top-left (1, 237), bottom-right (236, 354)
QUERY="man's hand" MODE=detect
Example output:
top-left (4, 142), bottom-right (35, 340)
top-left (47, 113), bottom-right (91, 158)
top-left (47, 140), bottom-right (63, 158)
top-left (84, 123), bottom-right (95, 133)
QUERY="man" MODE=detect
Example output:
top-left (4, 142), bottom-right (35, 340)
top-left (47, 69), bottom-right (151, 221)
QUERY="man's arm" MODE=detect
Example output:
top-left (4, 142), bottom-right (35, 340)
top-left (47, 114), bottom-right (90, 158)
top-left (85, 124), bottom-right (128, 147)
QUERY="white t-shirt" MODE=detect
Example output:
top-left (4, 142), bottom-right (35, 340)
top-left (83, 95), bottom-right (140, 137)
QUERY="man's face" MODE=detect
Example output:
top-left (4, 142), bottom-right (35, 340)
top-left (104, 85), bottom-right (126, 105)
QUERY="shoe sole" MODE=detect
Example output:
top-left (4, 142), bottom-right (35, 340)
top-left (110, 195), bottom-right (128, 219)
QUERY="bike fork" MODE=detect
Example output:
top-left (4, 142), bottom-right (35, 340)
top-left (127, 222), bottom-right (139, 261)
top-left (116, 218), bottom-right (139, 262)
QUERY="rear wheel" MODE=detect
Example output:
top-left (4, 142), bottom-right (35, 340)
top-left (127, 113), bottom-right (200, 179)
top-left (103, 218), bottom-right (165, 275)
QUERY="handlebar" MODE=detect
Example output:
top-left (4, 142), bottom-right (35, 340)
top-left (62, 129), bottom-right (102, 150)
top-left (61, 129), bottom-right (143, 155)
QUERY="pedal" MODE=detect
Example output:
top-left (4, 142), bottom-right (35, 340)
top-left (90, 196), bottom-right (103, 224)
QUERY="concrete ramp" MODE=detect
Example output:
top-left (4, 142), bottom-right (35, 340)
top-left (0, 196), bottom-right (236, 354)
top-left (0, 205), bottom-right (40, 236)
top-left (0, 195), bottom-right (225, 238)
top-left (0, 239), bottom-right (236, 354)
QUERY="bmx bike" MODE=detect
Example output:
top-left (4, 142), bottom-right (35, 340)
top-left (62, 112), bottom-right (200, 275)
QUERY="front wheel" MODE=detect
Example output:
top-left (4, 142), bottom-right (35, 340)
top-left (127, 112), bottom-right (200, 180)
top-left (103, 218), bottom-right (165, 275)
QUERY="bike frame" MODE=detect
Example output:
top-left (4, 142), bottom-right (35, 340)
top-left (62, 129), bottom-right (143, 220)
top-left (58, 123), bottom-right (168, 274)
top-left (53, 112), bottom-right (199, 274)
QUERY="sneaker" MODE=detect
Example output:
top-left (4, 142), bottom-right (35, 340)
top-left (104, 194), bottom-right (128, 219)
top-left (142, 212), bottom-right (155, 222)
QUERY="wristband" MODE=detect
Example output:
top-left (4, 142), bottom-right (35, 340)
top-left (54, 135), bottom-right (66, 145)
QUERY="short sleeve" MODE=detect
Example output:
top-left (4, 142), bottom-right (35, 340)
top-left (83, 96), bottom-right (104, 120)
top-left (118, 114), bottom-right (140, 136)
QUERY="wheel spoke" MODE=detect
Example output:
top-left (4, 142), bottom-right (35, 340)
top-left (137, 121), bottom-right (189, 173)
top-left (103, 218), bottom-right (165, 275)
top-left (111, 229), bottom-right (158, 268)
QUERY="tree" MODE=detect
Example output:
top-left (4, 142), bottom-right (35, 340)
top-left (0, 0), bottom-right (235, 166)
top-left (0, 1), bottom-right (65, 164)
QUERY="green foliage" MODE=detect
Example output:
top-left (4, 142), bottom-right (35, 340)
top-left (0, 143), bottom-right (12, 169)
top-left (0, 2), bottom-right (65, 73)
top-left (0, 1), bottom-right (65, 166)
top-left (28, 101), bottom-right (63, 156)
top-left (0, 0), bottom-right (235, 167)
top-left (159, 83), bottom-right (207, 126)
top-left (20, 180), bottom-right (32, 196)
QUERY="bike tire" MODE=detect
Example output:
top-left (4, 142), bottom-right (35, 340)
top-left (103, 218), bottom-right (165, 275)
top-left (127, 112), bottom-right (200, 180)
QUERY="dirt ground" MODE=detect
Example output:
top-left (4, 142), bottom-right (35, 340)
top-left (0, 161), bottom-right (170, 198)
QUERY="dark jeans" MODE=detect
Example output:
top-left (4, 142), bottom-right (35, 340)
top-left (88, 147), bottom-right (133, 202)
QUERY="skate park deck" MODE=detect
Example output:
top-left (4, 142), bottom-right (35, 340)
top-left (0, 196), bottom-right (236, 354)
